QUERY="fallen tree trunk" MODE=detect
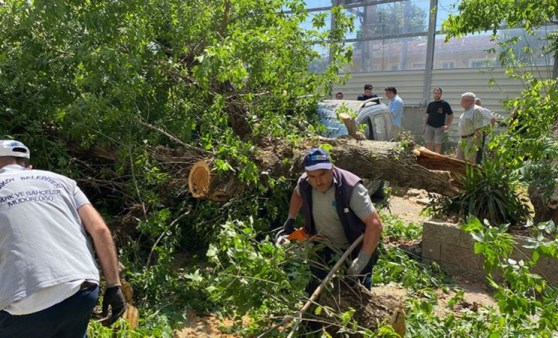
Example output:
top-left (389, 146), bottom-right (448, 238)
top-left (187, 138), bottom-right (466, 201)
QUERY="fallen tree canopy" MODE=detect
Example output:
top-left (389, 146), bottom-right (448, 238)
top-left (184, 137), bottom-right (468, 201)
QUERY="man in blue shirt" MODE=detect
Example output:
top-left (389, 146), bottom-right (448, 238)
top-left (384, 86), bottom-right (404, 140)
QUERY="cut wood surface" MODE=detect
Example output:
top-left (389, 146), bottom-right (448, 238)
top-left (187, 138), bottom-right (467, 201)
top-left (339, 113), bottom-right (365, 140)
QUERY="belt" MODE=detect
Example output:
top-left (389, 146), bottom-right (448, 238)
top-left (460, 133), bottom-right (475, 138)
top-left (80, 281), bottom-right (97, 290)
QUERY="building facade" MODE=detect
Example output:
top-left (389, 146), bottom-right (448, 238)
top-left (301, 0), bottom-right (555, 138)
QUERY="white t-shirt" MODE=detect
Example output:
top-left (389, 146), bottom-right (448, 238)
top-left (0, 165), bottom-right (100, 314)
top-left (4, 280), bottom-right (84, 315)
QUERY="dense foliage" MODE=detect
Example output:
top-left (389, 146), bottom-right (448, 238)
top-left (442, 0), bottom-right (558, 37)
top-left (0, 0), bottom-right (354, 184)
top-left (0, 0), bottom-right (353, 333)
top-left (2, 0), bottom-right (558, 336)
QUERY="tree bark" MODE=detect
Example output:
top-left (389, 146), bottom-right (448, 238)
top-left (187, 138), bottom-right (466, 201)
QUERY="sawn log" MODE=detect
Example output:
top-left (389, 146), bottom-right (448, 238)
top-left (187, 138), bottom-right (469, 201)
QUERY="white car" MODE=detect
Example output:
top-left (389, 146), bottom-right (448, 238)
top-left (317, 98), bottom-right (392, 199)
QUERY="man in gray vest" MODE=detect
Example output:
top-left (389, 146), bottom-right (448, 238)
top-left (0, 140), bottom-right (125, 337)
top-left (282, 148), bottom-right (383, 291)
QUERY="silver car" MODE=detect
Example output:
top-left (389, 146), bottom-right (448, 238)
top-left (317, 98), bottom-right (392, 198)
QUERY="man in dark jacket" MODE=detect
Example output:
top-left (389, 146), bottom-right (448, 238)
top-left (282, 148), bottom-right (383, 291)
top-left (356, 84), bottom-right (378, 101)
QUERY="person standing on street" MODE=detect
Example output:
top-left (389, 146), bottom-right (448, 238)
top-left (384, 86), bottom-right (404, 140)
top-left (424, 87), bottom-right (454, 154)
top-left (0, 140), bottom-right (126, 337)
top-left (281, 148), bottom-right (383, 293)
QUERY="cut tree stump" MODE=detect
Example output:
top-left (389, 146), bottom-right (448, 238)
top-left (188, 160), bottom-right (211, 198)
top-left (317, 280), bottom-right (407, 337)
top-left (187, 159), bottom-right (245, 201)
top-left (339, 113), bottom-right (366, 140)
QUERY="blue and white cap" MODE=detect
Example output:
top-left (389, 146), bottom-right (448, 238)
top-left (303, 148), bottom-right (332, 171)
top-left (0, 140), bottom-right (30, 159)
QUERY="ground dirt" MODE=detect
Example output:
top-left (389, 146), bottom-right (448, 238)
top-left (174, 190), bottom-right (497, 337)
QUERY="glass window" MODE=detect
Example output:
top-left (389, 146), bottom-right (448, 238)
top-left (300, 0), bottom-right (554, 77)
top-left (441, 61), bottom-right (454, 69)
top-left (349, 36), bottom-right (428, 72)
top-left (345, 0), bottom-right (429, 40)
top-left (434, 26), bottom-right (556, 69)
top-left (433, 34), bottom-right (496, 69)
top-left (308, 44), bottom-right (330, 74)
top-left (498, 26), bottom-right (557, 67)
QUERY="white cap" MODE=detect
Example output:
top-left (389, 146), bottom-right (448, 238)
top-left (0, 140), bottom-right (30, 159)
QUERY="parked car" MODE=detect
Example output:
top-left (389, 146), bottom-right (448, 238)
top-left (317, 98), bottom-right (392, 199)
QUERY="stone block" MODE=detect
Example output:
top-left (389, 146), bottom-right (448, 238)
top-left (422, 238), bottom-right (441, 261)
top-left (423, 221), bottom-right (460, 245)
top-left (422, 220), bottom-right (558, 286)
top-left (440, 244), bottom-right (483, 274)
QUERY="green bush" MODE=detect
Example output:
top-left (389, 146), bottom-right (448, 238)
top-left (427, 155), bottom-right (530, 226)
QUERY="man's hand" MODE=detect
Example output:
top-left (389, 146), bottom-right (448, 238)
top-left (347, 250), bottom-right (371, 276)
top-left (101, 285), bottom-right (127, 326)
top-left (283, 218), bottom-right (296, 235)
top-left (275, 219), bottom-right (296, 245)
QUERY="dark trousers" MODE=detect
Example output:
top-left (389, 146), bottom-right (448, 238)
top-left (306, 246), bottom-right (379, 295)
top-left (0, 284), bottom-right (99, 338)
top-left (476, 132), bottom-right (486, 164)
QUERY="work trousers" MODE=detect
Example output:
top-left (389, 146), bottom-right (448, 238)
top-left (0, 284), bottom-right (99, 338)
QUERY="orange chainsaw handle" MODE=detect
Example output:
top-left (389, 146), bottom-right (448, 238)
top-left (287, 227), bottom-right (310, 242)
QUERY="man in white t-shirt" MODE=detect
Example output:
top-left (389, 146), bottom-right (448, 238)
top-left (0, 140), bottom-right (125, 337)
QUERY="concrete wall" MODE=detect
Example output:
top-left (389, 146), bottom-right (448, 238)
top-left (401, 105), bottom-right (425, 140)
top-left (422, 220), bottom-right (558, 286)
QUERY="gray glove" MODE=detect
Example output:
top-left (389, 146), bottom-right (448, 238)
top-left (101, 285), bottom-right (127, 326)
top-left (347, 250), bottom-right (371, 276)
